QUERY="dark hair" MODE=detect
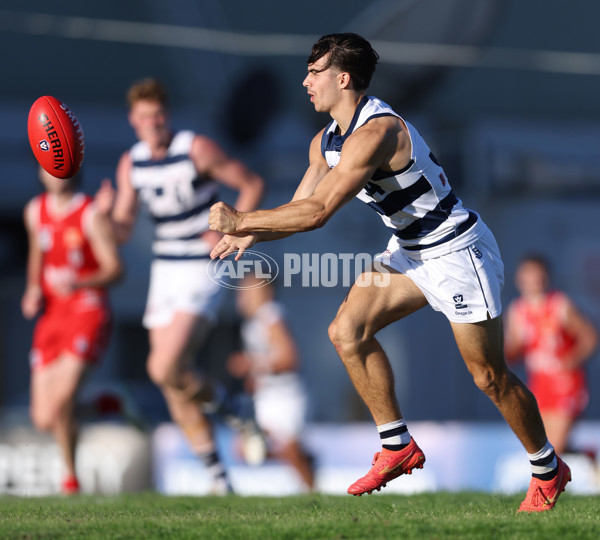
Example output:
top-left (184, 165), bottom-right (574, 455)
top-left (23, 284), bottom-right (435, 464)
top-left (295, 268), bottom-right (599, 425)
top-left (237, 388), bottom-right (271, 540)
top-left (520, 253), bottom-right (551, 274)
top-left (126, 78), bottom-right (169, 109)
top-left (306, 33), bottom-right (379, 91)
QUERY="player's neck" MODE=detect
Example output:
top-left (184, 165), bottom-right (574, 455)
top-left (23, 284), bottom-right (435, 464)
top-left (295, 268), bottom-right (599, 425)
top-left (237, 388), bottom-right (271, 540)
top-left (147, 131), bottom-right (174, 159)
top-left (523, 291), bottom-right (547, 305)
top-left (48, 191), bottom-right (77, 214)
top-left (331, 92), bottom-right (366, 135)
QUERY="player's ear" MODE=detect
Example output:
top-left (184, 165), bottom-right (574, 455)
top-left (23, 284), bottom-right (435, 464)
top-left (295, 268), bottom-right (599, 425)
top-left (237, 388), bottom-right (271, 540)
top-left (339, 72), bottom-right (352, 89)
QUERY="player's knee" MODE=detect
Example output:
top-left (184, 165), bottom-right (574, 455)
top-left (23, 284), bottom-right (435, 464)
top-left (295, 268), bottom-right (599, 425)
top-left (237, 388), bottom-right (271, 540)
top-left (328, 316), bottom-right (367, 357)
top-left (146, 354), bottom-right (176, 387)
top-left (471, 365), bottom-right (507, 400)
top-left (30, 405), bottom-right (55, 432)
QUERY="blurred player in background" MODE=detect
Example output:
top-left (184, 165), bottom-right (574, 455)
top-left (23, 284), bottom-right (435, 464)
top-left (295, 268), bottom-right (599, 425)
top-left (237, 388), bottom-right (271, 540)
top-left (21, 167), bottom-right (123, 494)
top-left (99, 78), bottom-right (264, 494)
top-left (209, 33), bottom-right (572, 512)
top-left (227, 277), bottom-right (315, 491)
top-left (505, 254), bottom-right (598, 455)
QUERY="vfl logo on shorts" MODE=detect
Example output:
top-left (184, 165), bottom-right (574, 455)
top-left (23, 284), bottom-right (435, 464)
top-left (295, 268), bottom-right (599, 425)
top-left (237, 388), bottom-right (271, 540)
top-left (453, 293), bottom-right (473, 316)
top-left (453, 294), bottom-right (468, 309)
top-left (39, 139), bottom-right (50, 151)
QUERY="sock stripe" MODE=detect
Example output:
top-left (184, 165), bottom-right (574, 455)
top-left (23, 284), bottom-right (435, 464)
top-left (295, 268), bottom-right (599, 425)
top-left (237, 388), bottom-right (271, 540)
top-left (377, 420), bottom-right (411, 450)
top-left (379, 425), bottom-right (408, 438)
top-left (528, 442), bottom-right (558, 480)
top-left (530, 450), bottom-right (556, 467)
top-left (200, 450), bottom-right (221, 467)
top-left (533, 470), bottom-right (557, 481)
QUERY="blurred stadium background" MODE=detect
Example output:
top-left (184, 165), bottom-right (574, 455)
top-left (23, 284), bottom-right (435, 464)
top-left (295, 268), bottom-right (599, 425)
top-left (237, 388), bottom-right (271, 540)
top-left (1, 0), bottom-right (599, 496)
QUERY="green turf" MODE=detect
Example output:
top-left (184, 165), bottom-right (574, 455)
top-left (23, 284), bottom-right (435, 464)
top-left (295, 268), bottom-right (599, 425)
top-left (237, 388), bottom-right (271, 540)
top-left (0, 492), bottom-right (598, 539)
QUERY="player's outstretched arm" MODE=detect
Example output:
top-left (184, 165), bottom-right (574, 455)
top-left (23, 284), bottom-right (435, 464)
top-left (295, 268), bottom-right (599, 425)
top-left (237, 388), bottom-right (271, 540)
top-left (210, 232), bottom-right (258, 260)
top-left (191, 135), bottom-right (264, 212)
top-left (210, 130), bottom-right (328, 259)
top-left (21, 201), bottom-right (43, 319)
top-left (110, 152), bottom-right (139, 244)
top-left (209, 125), bottom-right (389, 236)
top-left (73, 210), bottom-right (124, 290)
top-left (503, 302), bottom-right (524, 362)
top-left (562, 297), bottom-right (598, 368)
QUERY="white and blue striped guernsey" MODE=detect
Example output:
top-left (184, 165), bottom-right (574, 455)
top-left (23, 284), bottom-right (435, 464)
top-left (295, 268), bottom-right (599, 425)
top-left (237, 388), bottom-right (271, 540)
top-left (321, 96), bottom-right (483, 260)
top-left (130, 130), bottom-right (218, 260)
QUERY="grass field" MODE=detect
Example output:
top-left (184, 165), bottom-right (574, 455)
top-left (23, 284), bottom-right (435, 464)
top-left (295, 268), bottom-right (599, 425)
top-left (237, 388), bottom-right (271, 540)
top-left (1, 492), bottom-right (598, 539)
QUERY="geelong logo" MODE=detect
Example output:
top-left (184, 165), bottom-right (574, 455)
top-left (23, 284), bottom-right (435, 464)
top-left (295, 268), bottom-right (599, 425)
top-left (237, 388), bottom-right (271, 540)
top-left (207, 250), bottom-right (279, 290)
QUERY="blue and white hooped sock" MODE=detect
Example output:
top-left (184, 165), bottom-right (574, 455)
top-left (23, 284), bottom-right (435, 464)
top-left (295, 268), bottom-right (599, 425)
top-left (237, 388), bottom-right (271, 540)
top-left (377, 419), bottom-right (411, 451)
top-left (528, 440), bottom-right (558, 480)
top-left (199, 448), bottom-right (229, 482)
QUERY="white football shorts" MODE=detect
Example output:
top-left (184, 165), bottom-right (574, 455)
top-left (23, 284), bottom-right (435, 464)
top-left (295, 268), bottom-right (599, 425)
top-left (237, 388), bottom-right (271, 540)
top-left (254, 373), bottom-right (307, 447)
top-left (375, 223), bottom-right (505, 323)
top-left (143, 258), bottom-right (224, 328)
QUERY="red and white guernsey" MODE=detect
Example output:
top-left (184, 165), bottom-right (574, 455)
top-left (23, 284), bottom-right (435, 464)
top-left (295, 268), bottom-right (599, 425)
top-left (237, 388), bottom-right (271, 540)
top-left (509, 290), bottom-right (587, 416)
top-left (30, 192), bottom-right (106, 311)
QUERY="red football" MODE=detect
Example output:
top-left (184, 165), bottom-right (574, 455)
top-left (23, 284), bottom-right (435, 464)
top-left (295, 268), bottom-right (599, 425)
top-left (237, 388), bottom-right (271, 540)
top-left (27, 96), bottom-right (85, 179)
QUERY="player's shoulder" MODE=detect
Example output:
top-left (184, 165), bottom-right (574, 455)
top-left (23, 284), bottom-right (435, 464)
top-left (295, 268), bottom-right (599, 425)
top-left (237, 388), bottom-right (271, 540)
top-left (257, 300), bottom-right (285, 325)
top-left (360, 96), bottom-right (405, 131)
top-left (128, 138), bottom-right (148, 160)
top-left (27, 192), bottom-right (44, 207)
top-left (311, 126), bottom-right (328, 146)
top-left (347, 115), bottom-right (400, 151)
top-left (24, 194), bottom-right (44, 228)
top-left (355, 114), bottom-right (400, 136)
top-left (25, 193), bottom-right (45, 213)
top-left (547, 290), bottom-right (573, 310)
top-left (173, 129), bottom-right (196, 147)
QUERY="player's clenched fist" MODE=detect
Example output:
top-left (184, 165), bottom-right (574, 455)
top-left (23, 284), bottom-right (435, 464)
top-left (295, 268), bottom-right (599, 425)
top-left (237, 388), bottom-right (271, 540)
top-left (209, 201), bottom-right (241, 233)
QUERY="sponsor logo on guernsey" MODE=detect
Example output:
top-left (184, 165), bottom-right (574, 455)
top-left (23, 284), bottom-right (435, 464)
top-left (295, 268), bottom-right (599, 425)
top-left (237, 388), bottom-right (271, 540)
top-left (471, 246), bottom-right (483, 259)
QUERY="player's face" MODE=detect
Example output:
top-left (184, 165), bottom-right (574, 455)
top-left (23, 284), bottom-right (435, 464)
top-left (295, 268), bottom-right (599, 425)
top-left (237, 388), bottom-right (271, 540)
top-left (303, 54), bottom-right (343, 113)
top-left (237, 284), bottom-right (269, 317)
top-left (128, 100), bottom-right (170, 147)
top-left (515, 261), bottom-right (549, 297)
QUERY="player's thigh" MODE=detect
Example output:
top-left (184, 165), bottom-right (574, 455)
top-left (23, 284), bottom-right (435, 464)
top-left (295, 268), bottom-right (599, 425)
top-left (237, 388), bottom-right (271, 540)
top-left (149, 311), bottom-right (211, 364)
top-left (450, 316), bottom-right (506, 376)
top-left (332, 267), bottom-right (428, 338)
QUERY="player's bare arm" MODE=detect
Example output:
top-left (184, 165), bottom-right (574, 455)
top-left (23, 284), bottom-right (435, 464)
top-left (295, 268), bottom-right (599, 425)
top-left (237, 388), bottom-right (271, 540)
top-left (191, 135), bottom-right (264, 212)
top-left (266, 319), bottom-right (300, 373)
top-left (503, 304), bottom-right (524, 361)
top-left (209, 129), bottom-right (331, 260)
top-left (73, 210), bottom-right (124, 290)
top-left (209, 118), bottom-right (405, 235)
top-left (562, 299), bottom-right (598, 368)
top-left (111, 152), bottom-right (139, 244)
top-left (21, 202), bottom-right (43, 319)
